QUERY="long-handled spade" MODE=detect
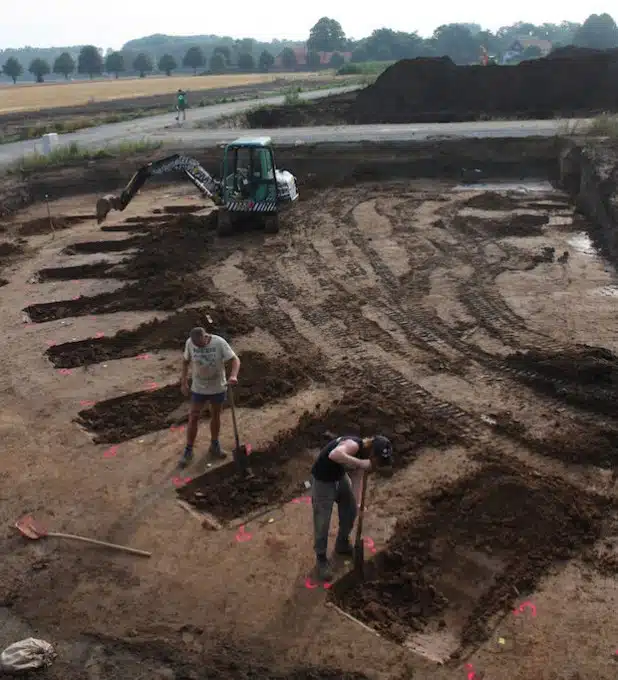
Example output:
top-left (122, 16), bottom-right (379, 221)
top-left (228, 384), bottom-right (253, 478)
top-left (353, 471), bottom-right (370, 578)
top-left (15, 515), bottom-right (151, 557)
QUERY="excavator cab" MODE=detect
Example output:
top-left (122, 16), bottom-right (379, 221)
top-left (221, 137), bottom-right (278, 206)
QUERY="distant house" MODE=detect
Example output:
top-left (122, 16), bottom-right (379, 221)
top-left (274, 47), bottom-right (352, 69)
top-left (502, 37), bottom-right (553, 64)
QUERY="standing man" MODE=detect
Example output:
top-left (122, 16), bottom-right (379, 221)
top-left (311, 435), bottom-right (393, 581)
top-left (179, 326), bottom-right (241, 468)
top-left (175, 89), bottom-right (188, 123)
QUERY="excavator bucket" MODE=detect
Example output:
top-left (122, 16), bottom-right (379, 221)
top-left (96, 195), bottom-right (119, 224)
top-left (96, 196), bottom-right (112, 224)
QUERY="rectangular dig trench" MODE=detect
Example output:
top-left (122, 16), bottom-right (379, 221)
top-left (46, 305), bottom-right (256, 368)
top-left (76, 351), bottom-right (314, 444)
top-left (329, 461), bottom-right (608, 663)
top-left (25, 213), bottom-right (229, 322)
top-left (178, 389), bottom-right (462, 523)
top-left (505, 346), bottom-right (618, 420)
top-left (24, 279), bottom-right (209, 323)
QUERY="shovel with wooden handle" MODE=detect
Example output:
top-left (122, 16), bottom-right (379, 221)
top-left (15, 515), bottom-right (151, 557)
top-left (228, 384), bottom-right (253, 478)
top-left (353, 470), bottom-right (369, 578)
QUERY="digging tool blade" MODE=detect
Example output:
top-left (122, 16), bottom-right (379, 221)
top-left (96, 196), bottom-right (113, 224)
top-left (353, 471), bottom-right (369, 578)
top-left (228, 385), bottom-right (253, 478)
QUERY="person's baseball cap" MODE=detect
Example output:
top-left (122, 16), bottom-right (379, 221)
top-left (372, 435), bottom-right (393, 464)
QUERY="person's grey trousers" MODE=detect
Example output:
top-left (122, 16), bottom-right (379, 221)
top-left (311, 473), bottom-right (357, 558)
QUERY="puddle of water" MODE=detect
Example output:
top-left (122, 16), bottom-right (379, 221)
top-left (453, 180), bottom-right (556, 192)
top-left (567, 232), bottom-right (597, 256)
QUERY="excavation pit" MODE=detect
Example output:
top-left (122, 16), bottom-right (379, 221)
top-left (330, 462), bottom-right (607, 662)
top-left (179, 391), bottom-right (462, 522)
top-left (46, 305), bottom-right (256, 368)
top-left (76, 351), bottom-right (312, 443)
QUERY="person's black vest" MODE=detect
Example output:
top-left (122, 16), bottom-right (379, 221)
top-left (311, 436), bottom-right (363, 482)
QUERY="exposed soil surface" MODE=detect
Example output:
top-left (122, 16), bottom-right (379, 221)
top-left (25, 210), bottom-right (227, 322)
top-left (25, 277), bottom-right (211, 322)
top-left (77, 351), bottom-right (313, 443)
top-left (247, 50), bottom-right (618, 127)
top-left (331, 462), bottom-right (608, 649)
top-left (46, 305), bottom-right (256, 368)
top-left (179, 390), bottom-right (462, 521)
top-left (0, 240), bottom-right (24, 257)
top-left (5, 145), bottom-right (618, 680)
top-left (35, 261), bottom-right (117, 282)
top-left (62, 236), bottom-right (143, 255)
top-left (453, 213), bottom-right (549, 237)
top-left (505, 346), bottom-right (618, 417)
top-left (19, 214), bottom-right (94, 236)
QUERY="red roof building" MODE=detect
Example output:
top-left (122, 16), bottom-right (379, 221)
top-left (274, 47), bottom-right (352, 68)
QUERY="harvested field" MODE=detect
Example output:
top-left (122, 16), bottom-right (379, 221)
top-left (0, 73), bottom-right (330, 113)
top-left (4, 140), bottom-right (618, 680)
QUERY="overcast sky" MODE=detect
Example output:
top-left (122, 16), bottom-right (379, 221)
top-left (2, 2), bottom-right (612, 49)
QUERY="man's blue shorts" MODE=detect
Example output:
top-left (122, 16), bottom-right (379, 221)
top-left (191, 391), bottom-right (226, 405)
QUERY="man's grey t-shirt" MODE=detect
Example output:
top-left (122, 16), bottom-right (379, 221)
top-left (184, 334), bottom-right (237, 395)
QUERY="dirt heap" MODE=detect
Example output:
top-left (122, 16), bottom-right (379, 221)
top-left (505, 345), bottom-right (618, 417)
top-left (350, 51), bottom-right (618, 123)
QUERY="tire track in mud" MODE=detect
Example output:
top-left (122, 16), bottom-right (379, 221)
top-left (344, 192), bottom-right (618, 428)
top-left (289, 188), bottom-right (618, 450)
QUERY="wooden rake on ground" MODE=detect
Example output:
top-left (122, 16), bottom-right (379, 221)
top-left (14, 515), bottom-right (151, 558)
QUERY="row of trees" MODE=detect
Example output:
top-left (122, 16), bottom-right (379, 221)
top-left (1, 43), bottom-right (283, 83)
top-left (2, 13), bottom-right (618, 84)
top-left (305, 13), bottom-right (618, 64)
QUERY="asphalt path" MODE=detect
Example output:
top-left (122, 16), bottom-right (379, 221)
top-left (0, 86), bottom-right (360, 167)
top-left (0, 83), bottom-right (590, 169)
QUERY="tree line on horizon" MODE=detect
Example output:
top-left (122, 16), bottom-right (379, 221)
top-left (1, 13), bottom-right (617, 84)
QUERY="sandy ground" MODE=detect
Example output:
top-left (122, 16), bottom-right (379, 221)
top-left (1, 178), bottom-right (618, 679)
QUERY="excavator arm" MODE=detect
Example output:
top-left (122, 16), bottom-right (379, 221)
top-left (95, 154), bottom-right (221, 224)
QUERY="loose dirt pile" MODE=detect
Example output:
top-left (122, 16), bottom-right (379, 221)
top-left (452, 213), bottom-right (549, 238)
top-left (249, 50), bottom-right (618, 127)
top-left (46, 305), bottom-right (256, 368)
top-left (179, 390), bottom-right (462, 521)
top-left (352, 50), bottom-right (618, 123)
top-left (77, 351), bottom-right (312, 443)
top-left (505, 346), bottom-right (618, 417)
top-left (331, 462), bottom-right (607, 648)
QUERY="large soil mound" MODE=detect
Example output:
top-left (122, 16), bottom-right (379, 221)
top-left (351, 51), bottom-right (618, 123)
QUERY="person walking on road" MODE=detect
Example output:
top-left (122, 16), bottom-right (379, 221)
top-left (179, 327), bottom-right (240, 468)
top-left (175, 89), bottom-right (188, 123)
top-left (311, 435), bottom-right (393, 581)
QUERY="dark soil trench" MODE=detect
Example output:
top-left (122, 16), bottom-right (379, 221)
top-left (330, 461), bottom-right (607, 655)
top-left (77, 351), bottom-right (313, 444)
top-left (46, 305), bottom-right (256, 368)
top-left (178, 391), bottom-right (462, 522)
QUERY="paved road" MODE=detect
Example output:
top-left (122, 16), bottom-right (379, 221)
top-left (0, 86), bottom-right (360, 167)
top-left (0, 83), bottom-right (590, 168)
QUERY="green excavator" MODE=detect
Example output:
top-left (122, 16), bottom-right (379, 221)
top-left (95, 136), bottom-right (299, 234)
